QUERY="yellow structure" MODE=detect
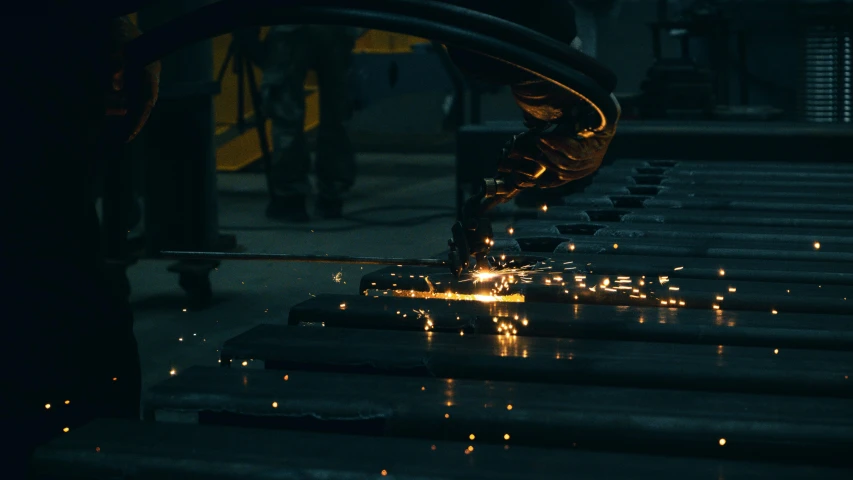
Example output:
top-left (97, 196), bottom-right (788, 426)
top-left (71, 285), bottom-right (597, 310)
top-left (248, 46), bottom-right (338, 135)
top-left (127, 14), bottom-right (427, 171)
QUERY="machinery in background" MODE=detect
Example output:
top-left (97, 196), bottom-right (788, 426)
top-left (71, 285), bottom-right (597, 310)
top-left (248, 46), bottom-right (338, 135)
top-left (630, 0), bottom-right (852, 123)
top-left (629, 0), bottom-right (783, 121)
top-left (800, 1), bottom-right (852, 123)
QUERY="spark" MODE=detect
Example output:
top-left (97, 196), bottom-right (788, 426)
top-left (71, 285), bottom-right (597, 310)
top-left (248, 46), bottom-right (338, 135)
top-left (719, 269), bottom-right (726, 276)
top-left (44, 403), bottom-right (51, 410)
top-left (63, 427), bottom-right (70, 433)
top-left (169, 369), bottom-right (177, 376)
top-left (658, 276), bottom-right (669, 285)
top-left (613, 243), bottom-right (619, 249)
top-left (771, 309), bottom-right (778, 315)
top-left (504, 433), bottom-right (511, 440)
top-left (814, 241), bottom-right (821, 250)
top-left (774, 349), bottom-right (779, 354)
top-left (541, 205), bottom-right (548, 212)
top-left (332, 271), bottom-right (343, 283)
top-left (668, 286), bottom-right (680, 291)
top-left (728, 287), bottom-right (737, 292)
top-left (506, 404), bottom-right (513, 410)
top-left (718, 438), bottom-right (727, 446)
top-left (339, 303), bottom-right (347, 310)
top-left (507, 227), bottom-right (514, 235)
top-left (272, 402), bottom-right (278, 408)
top-left (381, 470), bottom-right (388, 476)
top-left (716, 296), bottom-right (724, 301)
top-left (569, 244), bottom-right (575, 251)
top-left (674, 266), bottom-right (684, 271)
top-left (469, 434), bottom-right (476, 440)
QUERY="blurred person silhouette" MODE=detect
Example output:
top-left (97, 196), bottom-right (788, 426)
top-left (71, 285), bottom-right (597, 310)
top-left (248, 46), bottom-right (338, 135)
top-left (260, 25), bottom-right (363, 221)
top-left (0, 7), bottom-right (158, 477)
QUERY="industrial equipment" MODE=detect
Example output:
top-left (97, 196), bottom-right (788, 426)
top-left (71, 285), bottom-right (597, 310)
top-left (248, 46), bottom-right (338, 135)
top-left (33, 2), bottom-right (853, 479)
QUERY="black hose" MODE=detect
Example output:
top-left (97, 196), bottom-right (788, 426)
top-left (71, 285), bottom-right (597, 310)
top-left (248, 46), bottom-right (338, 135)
top-left (124, 0), bottom-right (618, 130)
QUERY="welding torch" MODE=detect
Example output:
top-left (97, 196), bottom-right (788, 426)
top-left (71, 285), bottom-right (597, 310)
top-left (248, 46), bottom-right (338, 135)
top-left (447, 125), bottom-right (550, 277)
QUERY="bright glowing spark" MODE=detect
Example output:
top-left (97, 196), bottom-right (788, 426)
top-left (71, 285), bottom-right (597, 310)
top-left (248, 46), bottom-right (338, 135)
top-left (674, 266), bottom-right (684, 271)
top-left (774, 349), bottom-right (779, 354)
top-left (508, 227), bottom-right (514, 235)
top-left (814, 241), bottom-right (821, 250)
top-left (719, 269), bottom-right (726, 276)
top-left (541, 205), bottom-right (548, 212)
top-left (272, 401), bottom-right (278, 408)
top-left (504, 433), bottom-right (511, 440)
top-left (719, 438), bottom-right (727, 446)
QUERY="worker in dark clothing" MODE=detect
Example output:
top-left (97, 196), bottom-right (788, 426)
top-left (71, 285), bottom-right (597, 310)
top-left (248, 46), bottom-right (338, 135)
top-left (261, 26), bottom-right (361, 221)
top-left (0, 7), bottom-right (159, 477)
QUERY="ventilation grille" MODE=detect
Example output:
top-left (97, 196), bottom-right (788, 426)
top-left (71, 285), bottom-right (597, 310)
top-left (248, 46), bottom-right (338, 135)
top-left (803, 24), bottom-right (852, 123)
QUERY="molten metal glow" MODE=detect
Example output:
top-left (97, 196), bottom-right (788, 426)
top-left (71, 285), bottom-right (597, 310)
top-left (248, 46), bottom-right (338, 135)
top-left (393, 290), bottom-right (525, 303)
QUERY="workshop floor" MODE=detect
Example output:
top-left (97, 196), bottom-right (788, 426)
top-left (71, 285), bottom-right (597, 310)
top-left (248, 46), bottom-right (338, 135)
top-left (128, 153), bottom-right (462, 390)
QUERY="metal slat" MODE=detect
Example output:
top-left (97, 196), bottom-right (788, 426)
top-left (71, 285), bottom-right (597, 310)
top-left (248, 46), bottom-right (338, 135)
top-left (144, 367), bottom-right (853, 465)
top-left (33, 419), bottom-right (852, 480)
top-left (290, 294), bottom-right (853, 351)
top-left (220, 325), bottom-right (853, 398)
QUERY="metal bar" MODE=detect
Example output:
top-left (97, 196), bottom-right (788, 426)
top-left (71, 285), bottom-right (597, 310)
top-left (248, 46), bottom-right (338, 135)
top-left (221, 325), bottom-right (853, 398)
top-left (593, 174), bottom-right (853, 190)
top-left (542, 207), bottom-right (853, 230)
top-left (145, 366), bottom-right (853, 465)
top-left (561, 195), bottom-right (853, 214)
top-left (291, 294), bottom-right (853, 351)
top-left (549, 239), bottom-right (853, 264)
top-left (35, 419), bottom-right (850, 480)
top-left (595, 167), bottom-right (853, 181)
top-left (583, 184), bottom-right (853, 202)
top-left (609, 159), bottom-right (853, 173)
top-left (160, 250), bottom-right (448, 267)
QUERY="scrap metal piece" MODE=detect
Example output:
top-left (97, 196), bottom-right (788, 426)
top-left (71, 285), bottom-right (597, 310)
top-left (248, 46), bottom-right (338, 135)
top-left (160, 251), bottom-right (447, 268)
